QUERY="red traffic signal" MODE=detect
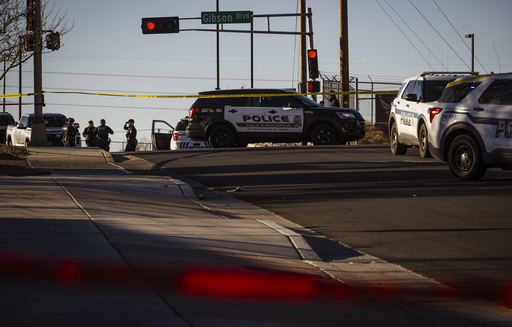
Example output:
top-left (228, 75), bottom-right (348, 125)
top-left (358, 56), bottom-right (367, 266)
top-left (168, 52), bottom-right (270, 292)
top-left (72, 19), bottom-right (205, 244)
top-left (308, 81), bottom-right (321, 93)
top-left (307, 49), bottom-right (319, 79)
top-left (299, 81), bottom-right (321, 93)
top-left (141, 17), bottom-right (180, 34)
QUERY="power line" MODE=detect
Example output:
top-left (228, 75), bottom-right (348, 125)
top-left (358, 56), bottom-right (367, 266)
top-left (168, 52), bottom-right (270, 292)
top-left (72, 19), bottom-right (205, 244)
top-left (431, 0), bottom-right (487, 73)
top-left (408, 0), bottom-right (470, 71)
top-left (375, 0), bottom-right (434, 70)
top-left (384, 0), bottom-right (447, 70)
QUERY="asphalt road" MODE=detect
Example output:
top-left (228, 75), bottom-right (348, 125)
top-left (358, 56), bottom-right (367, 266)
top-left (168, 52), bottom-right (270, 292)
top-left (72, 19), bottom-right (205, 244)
top-left (132, 144), bottom-right (512, 306)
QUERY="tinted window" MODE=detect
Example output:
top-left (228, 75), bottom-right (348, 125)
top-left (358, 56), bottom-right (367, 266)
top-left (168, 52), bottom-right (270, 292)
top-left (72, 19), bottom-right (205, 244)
top-left (260, 96), bottom-right (302, 108)
top-left (479, 79), bottom-right (512, 105)
top-left (0, 115), bottom-right (15, 126)
top-left (438, 82), bottom-right (481, 103)
top-left (402, 81), bottom-right (418, 99)
top-left (423, 80), bottom-right (454, 102)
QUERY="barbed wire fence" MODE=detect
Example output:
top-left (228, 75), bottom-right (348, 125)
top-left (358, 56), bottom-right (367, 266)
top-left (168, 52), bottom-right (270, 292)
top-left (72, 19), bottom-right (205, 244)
top-left (321, 75), bottom-right (401, 127)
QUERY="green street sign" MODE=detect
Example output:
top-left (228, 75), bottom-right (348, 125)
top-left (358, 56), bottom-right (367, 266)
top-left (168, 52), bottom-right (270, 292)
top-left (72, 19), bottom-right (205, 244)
top-left (201, 11), bottom-right (252, 24)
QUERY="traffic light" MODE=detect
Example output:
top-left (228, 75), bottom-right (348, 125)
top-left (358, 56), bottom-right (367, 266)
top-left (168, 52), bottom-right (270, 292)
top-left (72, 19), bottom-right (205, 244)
top-left (46, 32), bottom-right (60, 50)
top-left (308, 81), bottom-right (321, 93)
top-left (141, 17), bottom-right (180, 34)
top-left (307, 49), bottom-right (319, 79)
top-left (299, 81), bottom-right (321, 93)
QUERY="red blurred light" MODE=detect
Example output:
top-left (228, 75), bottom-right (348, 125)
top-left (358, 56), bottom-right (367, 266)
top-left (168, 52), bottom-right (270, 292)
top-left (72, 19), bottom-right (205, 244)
top-left (308, 49), bottom-right (317, 59)
top-left (147, 22), bottom-right (156, 30)
top-left (308, 82), bottom-right (314, 92)
top-left (178, 267), bottom-right (320, 300)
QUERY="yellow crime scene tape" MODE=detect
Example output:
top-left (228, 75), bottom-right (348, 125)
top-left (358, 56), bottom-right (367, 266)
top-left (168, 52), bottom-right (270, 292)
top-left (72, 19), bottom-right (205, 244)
top-left (0, 89), bottom-right (397, 99)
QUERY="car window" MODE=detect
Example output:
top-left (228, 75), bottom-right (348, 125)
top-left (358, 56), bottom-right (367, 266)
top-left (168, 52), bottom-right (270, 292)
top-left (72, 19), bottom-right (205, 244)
top-left (402, 81), bottom-right (417, 99)
top-left (0, 115), bottom-right (15, 126)
top-left (438, 82), bottom-right (481, 103)
top-left (45, 116), bottom-right (67, 127)
top-left (423, 80), bottom-right (454, 102)
top-left (259, 96), bottom-right (302, 108)
top-left (479, 79), bottom-right (512, 105)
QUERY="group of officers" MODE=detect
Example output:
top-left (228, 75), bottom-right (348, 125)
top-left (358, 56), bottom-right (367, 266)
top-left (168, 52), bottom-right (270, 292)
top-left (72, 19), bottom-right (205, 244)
top-left (61, 118), bottom-right (137, 152)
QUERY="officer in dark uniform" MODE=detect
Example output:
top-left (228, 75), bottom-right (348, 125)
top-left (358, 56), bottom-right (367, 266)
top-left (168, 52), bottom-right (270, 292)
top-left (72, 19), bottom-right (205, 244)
top-left (124, 119), bottom-right (137, 152)
top-left (61, 117), bottom-right (76, 147)
top-left (96, 119), bottom-right (114, 151)
top-left (82, 120), bottom-right (98, 147)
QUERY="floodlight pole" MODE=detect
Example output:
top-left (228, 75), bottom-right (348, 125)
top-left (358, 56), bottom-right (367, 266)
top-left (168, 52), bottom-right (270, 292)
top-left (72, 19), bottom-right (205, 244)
top-left (465, 34), bottom-right (474, 73)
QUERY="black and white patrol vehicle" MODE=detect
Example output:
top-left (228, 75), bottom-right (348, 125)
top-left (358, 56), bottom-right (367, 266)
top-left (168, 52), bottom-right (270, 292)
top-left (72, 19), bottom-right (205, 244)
top-left (186, 89), bottom-right (366, 148)
top-left (428, 73), bottom-right (512, 180)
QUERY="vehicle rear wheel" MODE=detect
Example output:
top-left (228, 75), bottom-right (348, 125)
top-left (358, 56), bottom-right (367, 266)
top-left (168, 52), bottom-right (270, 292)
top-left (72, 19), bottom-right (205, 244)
top-left (390, 122), bottom-right (407, 155)
top-left (419, 124), bottom-right (432, 158)
top-left (311, 124), bottom-right (337, 145)
top-left (447, 134), bottom-right (487, 181)
top-left (208, 125), bottom-right (235, 148)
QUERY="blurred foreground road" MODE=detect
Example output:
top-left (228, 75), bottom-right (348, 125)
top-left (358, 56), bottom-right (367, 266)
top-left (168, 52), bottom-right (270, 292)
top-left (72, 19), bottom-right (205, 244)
top-left (133, 144), bottom-right (512, 307)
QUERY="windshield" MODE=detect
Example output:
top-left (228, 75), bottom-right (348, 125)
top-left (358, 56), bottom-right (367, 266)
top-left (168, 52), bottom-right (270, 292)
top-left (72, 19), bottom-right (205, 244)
top-left (293, 94), bottom-right (320, 107)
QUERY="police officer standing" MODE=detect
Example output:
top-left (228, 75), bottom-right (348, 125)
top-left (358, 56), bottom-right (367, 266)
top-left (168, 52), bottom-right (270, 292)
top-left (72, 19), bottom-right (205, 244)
top-left (96, 119), bottom-right (114, 151)
top-left (82, 120), bottom-right (97, 147)
top-left (62, 117), bottom-right (76, 147)
top-left (124, 119), bottom-right (137, 152)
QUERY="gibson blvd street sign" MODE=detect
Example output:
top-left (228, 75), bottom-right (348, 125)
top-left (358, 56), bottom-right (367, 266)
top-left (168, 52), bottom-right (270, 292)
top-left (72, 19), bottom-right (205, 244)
top-left (201, 11), bottom-right (252, 24)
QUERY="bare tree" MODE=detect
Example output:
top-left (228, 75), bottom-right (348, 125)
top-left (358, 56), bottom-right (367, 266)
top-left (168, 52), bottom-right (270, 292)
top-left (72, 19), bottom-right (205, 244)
top-left (0, 0), bottom-right (72, 81)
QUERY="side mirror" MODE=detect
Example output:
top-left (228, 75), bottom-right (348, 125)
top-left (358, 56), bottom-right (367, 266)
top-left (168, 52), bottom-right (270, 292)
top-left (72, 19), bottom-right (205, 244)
top-left (405, 94), bottom-right (418, 102)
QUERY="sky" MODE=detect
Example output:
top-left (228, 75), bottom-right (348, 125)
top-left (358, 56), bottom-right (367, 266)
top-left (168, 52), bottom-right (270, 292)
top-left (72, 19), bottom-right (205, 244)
top-left (3, 0), bottom-right (512, 151)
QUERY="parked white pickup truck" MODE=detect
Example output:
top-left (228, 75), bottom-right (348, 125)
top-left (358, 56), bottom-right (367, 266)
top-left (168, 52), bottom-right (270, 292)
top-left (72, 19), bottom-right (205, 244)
top-left (6, 113), bottom-right (67, 147)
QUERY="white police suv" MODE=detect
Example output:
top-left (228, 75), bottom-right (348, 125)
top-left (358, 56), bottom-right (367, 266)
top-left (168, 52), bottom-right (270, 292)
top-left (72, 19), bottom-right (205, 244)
top-left (389, 72), bottom-right (477, 158)
top-left (428, 73), bottom-right (512, 180)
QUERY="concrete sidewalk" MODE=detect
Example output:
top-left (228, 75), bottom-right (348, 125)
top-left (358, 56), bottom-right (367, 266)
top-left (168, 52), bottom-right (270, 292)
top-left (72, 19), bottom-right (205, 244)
top-left (0, 147), bottom-right (510, 326)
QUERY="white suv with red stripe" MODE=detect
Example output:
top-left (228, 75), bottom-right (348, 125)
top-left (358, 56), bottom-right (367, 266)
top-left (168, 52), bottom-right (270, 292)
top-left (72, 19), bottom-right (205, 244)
top-left (428, 73), bottom-right (512, 180)
top-left (389, 72), bottom-right (477, 158)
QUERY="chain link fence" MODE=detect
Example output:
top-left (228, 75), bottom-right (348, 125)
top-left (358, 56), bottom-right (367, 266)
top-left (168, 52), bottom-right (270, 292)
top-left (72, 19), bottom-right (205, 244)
top-left (322, 76), bottom-right (402, 128)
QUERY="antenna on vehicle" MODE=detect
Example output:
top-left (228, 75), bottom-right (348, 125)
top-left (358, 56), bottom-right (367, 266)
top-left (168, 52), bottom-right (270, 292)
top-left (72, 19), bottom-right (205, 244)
top-left (493, 41), bottom-right (502, 73)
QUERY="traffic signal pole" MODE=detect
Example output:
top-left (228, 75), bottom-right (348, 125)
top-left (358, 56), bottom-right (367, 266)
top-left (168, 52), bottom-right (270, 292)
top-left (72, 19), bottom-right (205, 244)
top-left (30, 0), bottom-right (50, 146)
top-left (299, 0), bottom-right (307, 86)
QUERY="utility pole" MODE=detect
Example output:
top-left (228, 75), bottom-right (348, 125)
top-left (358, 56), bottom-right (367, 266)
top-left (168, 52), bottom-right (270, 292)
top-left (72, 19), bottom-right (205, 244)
top-left (30, 0), bottom-right (49, 146)
top-left (300, 0), bottom-right (307, 86)
top-left (339, 0), bottom-right (349, 107)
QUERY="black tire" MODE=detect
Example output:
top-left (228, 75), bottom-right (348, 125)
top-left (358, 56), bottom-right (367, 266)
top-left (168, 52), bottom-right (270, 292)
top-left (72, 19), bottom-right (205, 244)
top-left (419, 124), bottom-right (432, 158)
top-left (311, 124), bottom-right (337, 145)
top-left (447, 134), bottom-right (487, 181)
top-left (390, 122), bottom-right (407, 155)
top-left (208, 125), bottom-right (235, 148)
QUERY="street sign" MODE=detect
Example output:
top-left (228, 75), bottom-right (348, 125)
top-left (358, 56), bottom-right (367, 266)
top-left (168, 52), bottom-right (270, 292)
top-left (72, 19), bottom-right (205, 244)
top-left (201, 11), bottom-right (252, 24)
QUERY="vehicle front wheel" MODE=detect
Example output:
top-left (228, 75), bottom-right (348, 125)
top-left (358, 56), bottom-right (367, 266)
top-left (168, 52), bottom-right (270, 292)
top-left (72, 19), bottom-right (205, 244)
top-left (208, 126), bottom-right (235, 148)
top-left (447, 134), bottom-right (487, 181)
top-left (311, 124), bottom-right (337, 145)
top-left (419, 124), bottom-right (432, 158)
top-left (390, 122), bottom-right (407, 155)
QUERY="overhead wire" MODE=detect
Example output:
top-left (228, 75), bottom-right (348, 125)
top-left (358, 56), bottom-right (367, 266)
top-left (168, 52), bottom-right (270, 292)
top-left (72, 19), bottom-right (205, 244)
top-left (407, 0), bottom-right (470, 71)
top-left (384, 0), bottom-right (447, 71)
top-left (374, 0), bottom-right (434, 71)
top-left (431, 0), bottom-right (487, 73)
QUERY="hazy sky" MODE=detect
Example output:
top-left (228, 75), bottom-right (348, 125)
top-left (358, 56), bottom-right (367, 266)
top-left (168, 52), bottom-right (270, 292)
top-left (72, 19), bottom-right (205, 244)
top-left (3, 0), bottom-right (511, 151)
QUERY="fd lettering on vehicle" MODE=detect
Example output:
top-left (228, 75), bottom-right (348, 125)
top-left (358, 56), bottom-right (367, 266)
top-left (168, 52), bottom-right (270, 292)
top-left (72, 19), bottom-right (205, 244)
top-left (495, 120), bottom-right (512, 138)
